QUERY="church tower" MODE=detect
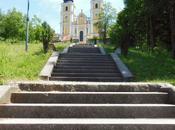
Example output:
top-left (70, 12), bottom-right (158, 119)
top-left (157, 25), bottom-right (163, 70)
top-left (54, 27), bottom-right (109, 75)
top-left (90, 0), bottom-right (103, 38)
top-left (60, 0), bottom-right (74, 41)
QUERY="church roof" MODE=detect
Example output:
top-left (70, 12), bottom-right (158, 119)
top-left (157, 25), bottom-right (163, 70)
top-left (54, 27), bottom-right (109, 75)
top-left (78, 10), bottom-right (86, 18)
top-left (63, 0), bottom-right (73, 3)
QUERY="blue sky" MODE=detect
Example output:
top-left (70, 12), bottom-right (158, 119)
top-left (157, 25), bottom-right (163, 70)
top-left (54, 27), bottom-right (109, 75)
top-left (0, 0), bottom-right (124, 33)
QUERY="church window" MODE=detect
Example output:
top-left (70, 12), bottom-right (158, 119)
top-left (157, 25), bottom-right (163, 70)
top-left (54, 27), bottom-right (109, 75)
top-left (95, 3), bottom-right (98, 9)
top-left (65, 6), bottom-right (68, 11)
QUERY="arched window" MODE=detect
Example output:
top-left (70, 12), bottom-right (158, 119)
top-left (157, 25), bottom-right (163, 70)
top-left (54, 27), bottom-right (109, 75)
top-left (95, 3), bottom-right (98, 9)
top-left (65, 6), bottom-right (68, 11)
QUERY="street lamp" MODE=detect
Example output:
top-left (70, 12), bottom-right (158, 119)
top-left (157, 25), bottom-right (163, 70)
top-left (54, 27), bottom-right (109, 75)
top-left (25, 0), bottom-right (30, 52)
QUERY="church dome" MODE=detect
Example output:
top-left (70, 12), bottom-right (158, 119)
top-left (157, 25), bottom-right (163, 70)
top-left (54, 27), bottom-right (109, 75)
top-left (64, 0), bottom-right (73, 3)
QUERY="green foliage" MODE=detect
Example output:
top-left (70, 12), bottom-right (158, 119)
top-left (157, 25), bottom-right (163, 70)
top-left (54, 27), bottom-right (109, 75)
top-left (0, 8), bottom-right (25, 40)
top-left (120, 48), bottom-right (175, 85)
top-left (30, 15), bottom-right (43, 41)
top-left (95, 2), bottom-right (116, 44)
top-left (110, 0), bottom-right (175, 58)
top-left (55, 42), bottom-right (72, 52)
top-left (98, 42), bottom-right (175, 85)
top-left (41, 21), bottom-right (55, 53)
top-left (98, 43), bottom-right (116, 54)
top-left (0, 8), bottom-right (54, 43)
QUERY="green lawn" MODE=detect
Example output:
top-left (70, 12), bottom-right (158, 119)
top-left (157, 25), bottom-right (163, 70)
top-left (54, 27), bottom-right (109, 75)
top-left (99, 43), bottom-right (175, 85)
top-left (0, 42), bottom-right (70, 84)
top-left (56, 42), bottom-right (71, 51)
top-left (121, 49), bottom-right (175, 85)
top-left (98, 43), bottom-right (116, 54)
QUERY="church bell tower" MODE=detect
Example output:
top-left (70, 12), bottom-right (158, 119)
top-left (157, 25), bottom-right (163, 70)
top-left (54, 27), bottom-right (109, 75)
top-left (60, 0), bottom-right (74, 41)
top-left (90, 0), bottom-right (103, 37)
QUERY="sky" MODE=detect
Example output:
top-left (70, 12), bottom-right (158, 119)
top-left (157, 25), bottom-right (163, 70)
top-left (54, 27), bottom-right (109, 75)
top-left (0, 0), bottom-right (124, 33)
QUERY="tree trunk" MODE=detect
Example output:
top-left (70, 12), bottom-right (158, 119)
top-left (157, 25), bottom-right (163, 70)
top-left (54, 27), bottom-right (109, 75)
top-left (103, 32), bottom-right (107, 44)
top-left (121, 33), bottom-right (129, 57)
top-left (103, 24), bottom-right (107, 44)
top-left (148, 16), bottom-right (156, 51)
top-left (169, 0), bottom-right (175, 59)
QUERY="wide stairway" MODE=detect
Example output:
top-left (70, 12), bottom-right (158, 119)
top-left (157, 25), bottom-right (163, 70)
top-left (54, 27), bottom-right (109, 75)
top-left (0, 83), bottom-right (174, 129)
top-left (50, 44), bottom-right (123, 82)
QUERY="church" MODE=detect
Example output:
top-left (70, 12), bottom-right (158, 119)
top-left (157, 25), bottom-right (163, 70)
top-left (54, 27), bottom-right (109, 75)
top-left (60, 0), bottom-right (103, 43)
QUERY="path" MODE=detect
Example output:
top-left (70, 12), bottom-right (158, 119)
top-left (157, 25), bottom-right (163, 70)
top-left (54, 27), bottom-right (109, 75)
top-left (0, 82), bottom-right (174, 129)
top-left (50, 44), bottom-right (123, 82)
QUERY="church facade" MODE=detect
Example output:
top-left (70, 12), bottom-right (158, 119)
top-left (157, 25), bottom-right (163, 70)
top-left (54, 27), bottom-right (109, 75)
top-left (60, 0), bottom-right (103, 43)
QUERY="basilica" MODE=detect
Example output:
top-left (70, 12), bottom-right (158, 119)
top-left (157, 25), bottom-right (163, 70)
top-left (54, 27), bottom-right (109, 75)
top-left (60, 0), bottom-right (103, 43)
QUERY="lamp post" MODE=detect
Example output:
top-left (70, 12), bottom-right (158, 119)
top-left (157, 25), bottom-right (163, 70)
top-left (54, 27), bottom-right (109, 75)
top-left (25, 0), bottom-right (30, 52)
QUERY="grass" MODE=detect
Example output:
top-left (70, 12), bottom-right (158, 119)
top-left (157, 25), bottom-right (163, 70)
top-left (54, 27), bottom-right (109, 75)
top-left (99, 43), bottom-right (175, 85)
top-left (98, 43), bottom-right (116, 54)
top-left (0, 41), bottom-right (70, 84)
top-left (121, 49), bottom-right (175, 85)
top-left (55, 42), bottom-right (71, 51)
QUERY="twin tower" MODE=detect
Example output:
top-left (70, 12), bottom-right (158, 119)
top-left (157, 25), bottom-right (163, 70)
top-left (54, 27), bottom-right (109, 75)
top-left (60, 0), bottom-right (103, 43)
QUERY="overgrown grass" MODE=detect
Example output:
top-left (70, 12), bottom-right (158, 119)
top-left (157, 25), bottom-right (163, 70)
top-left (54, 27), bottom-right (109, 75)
top-left (121, 49), bottom-right (175, 85)
top-left (55, 42), bottom-right (71, 51)
top-left (98, 43), bottom-right (116, 54)
top-left (0, 41), bottom-right (70, 84)
top-left (99, 43), bottom-right (175, 85)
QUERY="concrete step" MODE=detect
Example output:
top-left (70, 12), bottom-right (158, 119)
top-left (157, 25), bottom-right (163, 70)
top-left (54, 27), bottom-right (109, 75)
top-left (60, 54), bottom-right (110, 56)
top-left (69, 48), bottom-right (99, 49)
top-left (11, 92), bottom-right (168, 104)
top-left (51, 73), bottom-right (121, 77)
top-left (0, 104), bottom-right (175, 118)
top-left (60, 55), bottom-right (109, 58)
top-left (69, 47), bottom-right (99, 48)
top-left (52, 69), bottom-right (119, 73)
top-left (49, 76), bottom-right (123, 82)
top-left (54, 66), bottom-right (117, 69)
top-left (18, 83), bottom-right (163, 92)
top-left (60, 54), bottom-right (110, 57)
top-left (67, 53), bottom-right (103, 55)
top-left (60, 56), bottom-right (110, 61)
top-left (56, 63), bottom-right (115, 66)
top-left (56, 63), bottom-right (116, 67)
top-left (68, 50), bottom-right (101, 53)
top-left (62, 52), bottom-right (105, 54)
top-left (68, 48), bottom-right (100, 51)
top-left (71, 46), bottom-right (95, 48)
top-left (58, 60), bottom-right (114, 64)
top-left (0, 118), bottom-right (175, 130)
top-left (59, 58), bottom-right (112, 61)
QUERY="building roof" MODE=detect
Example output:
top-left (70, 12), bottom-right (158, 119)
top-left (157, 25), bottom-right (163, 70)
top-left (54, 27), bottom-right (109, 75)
top-left (63, 0), bottom-right (73, 3)
top-left (78, 10), bottom-right (87, 18)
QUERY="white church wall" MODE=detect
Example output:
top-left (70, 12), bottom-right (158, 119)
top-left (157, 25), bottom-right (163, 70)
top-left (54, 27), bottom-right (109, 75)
top-left (61, 0), bottom-right (103, 42)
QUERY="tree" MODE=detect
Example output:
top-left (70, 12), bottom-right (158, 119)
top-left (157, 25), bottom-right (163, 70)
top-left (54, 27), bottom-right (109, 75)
top-left (0, 8), bottom-right (55, 43)
top-left (1, 8), bottom-right (25, 40)
top-left (0, 9), bottom-right (4, 39)
top-left (110, 0), bottom-right (175, 58)
top-left (169, 0), bottom-right (175, 59)
top-left (29, 15), bottom-right (43, 42)
top-left (41, 21), bottom-right (54, 53)
top-left (96, 2), bottom-right (116, 44)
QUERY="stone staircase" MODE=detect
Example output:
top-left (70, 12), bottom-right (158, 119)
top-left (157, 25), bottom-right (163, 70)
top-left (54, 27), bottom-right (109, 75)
top-left (50, 44), bottom-right (123, 82)
top-left (0, 83), bottom-right (174, 129)
top-left (0, 44), bottom-right (174, 129)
